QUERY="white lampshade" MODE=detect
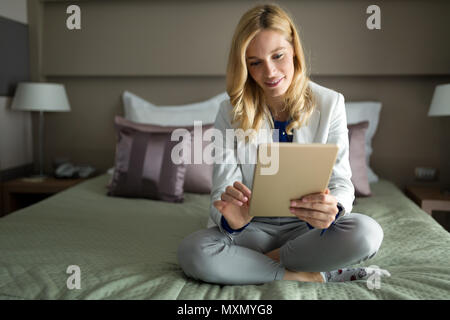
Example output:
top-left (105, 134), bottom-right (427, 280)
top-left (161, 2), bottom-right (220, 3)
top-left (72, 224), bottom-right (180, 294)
top-left (428, 83), bottom-right (450, 117)
top-left (11, 82), bottom-right (71, 112)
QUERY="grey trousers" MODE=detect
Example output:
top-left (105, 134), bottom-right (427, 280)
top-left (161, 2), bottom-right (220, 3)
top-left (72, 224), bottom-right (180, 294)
top-left (177, 213), bottom-right (384, 285)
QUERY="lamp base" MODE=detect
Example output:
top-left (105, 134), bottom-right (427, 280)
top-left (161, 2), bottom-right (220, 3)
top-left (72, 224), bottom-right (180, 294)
top-left (21, 174), bottom-right (49, 183)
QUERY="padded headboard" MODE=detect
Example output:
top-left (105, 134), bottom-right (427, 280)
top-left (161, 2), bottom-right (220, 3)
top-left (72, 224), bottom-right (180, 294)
top-left (24, 0), bottom-right (450, 189)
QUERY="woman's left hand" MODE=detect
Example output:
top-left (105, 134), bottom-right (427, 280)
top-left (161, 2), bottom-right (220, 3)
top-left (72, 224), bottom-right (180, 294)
top-left (289, 188), bottom-right (339, 229)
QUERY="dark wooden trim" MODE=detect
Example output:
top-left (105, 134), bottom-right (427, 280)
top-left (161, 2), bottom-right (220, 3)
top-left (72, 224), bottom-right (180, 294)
top-left (0, 164), bottom-right (34, 216)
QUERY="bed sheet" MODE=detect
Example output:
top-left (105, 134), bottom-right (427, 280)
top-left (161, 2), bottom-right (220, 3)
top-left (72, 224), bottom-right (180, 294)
top-left (0, 174), bottom-right (449, 299)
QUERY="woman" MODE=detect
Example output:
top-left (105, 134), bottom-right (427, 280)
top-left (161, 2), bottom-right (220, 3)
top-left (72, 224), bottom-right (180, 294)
top-left (178, 4), bottom-right (388, 285)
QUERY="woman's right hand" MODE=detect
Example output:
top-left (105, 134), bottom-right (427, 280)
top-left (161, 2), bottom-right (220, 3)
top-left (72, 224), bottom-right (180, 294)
top-left (213, 181), bottom-right (253, 230)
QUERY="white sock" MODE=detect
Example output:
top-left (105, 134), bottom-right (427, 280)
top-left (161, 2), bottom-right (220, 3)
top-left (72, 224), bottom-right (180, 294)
top-left (320, 267), bottom-right (391, 283)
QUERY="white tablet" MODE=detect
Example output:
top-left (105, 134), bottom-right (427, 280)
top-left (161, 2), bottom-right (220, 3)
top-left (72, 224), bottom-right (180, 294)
top-left (248, 143), bottom-right (338, 217)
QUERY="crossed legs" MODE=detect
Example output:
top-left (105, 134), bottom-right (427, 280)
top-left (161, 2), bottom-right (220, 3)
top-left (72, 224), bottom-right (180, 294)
top-left (177, 213), bottom-right (384, 285)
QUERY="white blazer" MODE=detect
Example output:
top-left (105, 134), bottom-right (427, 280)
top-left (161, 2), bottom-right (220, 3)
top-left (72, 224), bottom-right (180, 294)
top-left (207, 81), bottom-right (355, 229)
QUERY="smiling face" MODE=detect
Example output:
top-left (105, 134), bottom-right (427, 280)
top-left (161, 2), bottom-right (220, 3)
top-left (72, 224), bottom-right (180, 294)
top-left (245, 29), bottom-right (295, 108)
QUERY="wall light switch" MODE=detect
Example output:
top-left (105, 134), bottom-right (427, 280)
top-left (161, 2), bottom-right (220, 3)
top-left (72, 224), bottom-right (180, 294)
top-left (414, 167), bottom-right (437, 181)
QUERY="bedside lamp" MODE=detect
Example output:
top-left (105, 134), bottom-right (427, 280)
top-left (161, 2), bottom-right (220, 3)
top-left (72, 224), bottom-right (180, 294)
top-left (428, 83), bottom-right (450, 117)
top-left (11, 82), bottom-right (71, 181)
top-left (428, 83), bottom-right (450, 195)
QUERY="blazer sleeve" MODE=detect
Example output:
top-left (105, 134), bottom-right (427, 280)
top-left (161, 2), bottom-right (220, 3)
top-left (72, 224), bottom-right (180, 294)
top-left (326, 93), bottom-right (355, 216)
top-left (209, 102), bottom-right (244, 233)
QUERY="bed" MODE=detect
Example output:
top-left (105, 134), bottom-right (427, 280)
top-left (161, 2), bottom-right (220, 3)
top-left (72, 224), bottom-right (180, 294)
top-left (1, 173), bottom-right (449, 300)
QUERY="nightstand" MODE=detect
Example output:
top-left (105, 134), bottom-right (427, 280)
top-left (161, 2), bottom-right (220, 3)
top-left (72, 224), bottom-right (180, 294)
top-left (405, 185), bottom-right (450, 216)
top-left (1, 177), bottom-right (87, 216)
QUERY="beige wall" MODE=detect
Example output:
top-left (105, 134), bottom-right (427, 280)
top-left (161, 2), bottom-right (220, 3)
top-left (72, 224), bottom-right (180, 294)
top-left (39, 0), bottom-right (450, 76)
top-left (0, 0), bottom-right (32, 172)
top-left (0, 97), bottom-right (33, 171)
top-left (27, 0), bottom-right (450, 189)
top-left (0, 0), bottom-right (27, 24)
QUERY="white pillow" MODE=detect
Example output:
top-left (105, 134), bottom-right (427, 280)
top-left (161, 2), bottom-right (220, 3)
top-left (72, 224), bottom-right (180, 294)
top-left (122, 91), bottom-right (229, 126)
top-left (345, 101), bottom-right (382, 183)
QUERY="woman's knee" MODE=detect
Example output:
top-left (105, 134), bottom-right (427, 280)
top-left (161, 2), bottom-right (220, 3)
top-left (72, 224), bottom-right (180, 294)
top-left (177, 228), bottom-right (228, 282)
top-left (345, 213), bottom-right (384, 259)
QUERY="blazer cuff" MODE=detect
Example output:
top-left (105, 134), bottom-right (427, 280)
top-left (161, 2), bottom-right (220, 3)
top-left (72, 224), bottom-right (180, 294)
top-left (221, 216), bottom-right (249, 234)
top-left (335, 202), bottom-right (345, 221)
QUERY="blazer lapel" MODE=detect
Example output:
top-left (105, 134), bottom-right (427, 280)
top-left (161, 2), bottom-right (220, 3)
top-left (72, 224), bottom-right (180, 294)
top-left (258, 114), bottom-right (274, 143)
top-left (293, 109), bottom-right (320, 144)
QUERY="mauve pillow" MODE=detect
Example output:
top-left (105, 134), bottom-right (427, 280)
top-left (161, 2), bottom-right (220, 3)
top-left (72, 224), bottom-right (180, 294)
top-left (111, 116), bottom-right (214, 194)
top-left (121, 118), bottom-right (213, 194)
top-left (107, 116), bottom-right (191, 202)
top-left (348, 121), bottom-right (372, 197)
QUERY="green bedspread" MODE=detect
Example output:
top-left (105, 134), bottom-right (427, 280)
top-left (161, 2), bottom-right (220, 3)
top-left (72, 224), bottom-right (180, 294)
top-left (0, 174), bottom-right (449, 299)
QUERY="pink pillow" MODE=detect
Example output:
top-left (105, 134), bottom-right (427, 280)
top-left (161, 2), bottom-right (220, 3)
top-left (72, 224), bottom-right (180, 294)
top-left (107, 116), bottom-right (191, 202)
top-left (348, 121), bottom-right (372, 197)
top-left (113, 116), bottom-right (214, 194)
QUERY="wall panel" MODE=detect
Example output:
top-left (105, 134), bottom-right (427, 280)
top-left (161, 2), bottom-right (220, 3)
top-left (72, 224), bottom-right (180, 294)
top-left (41, 0), bottom-right (450, 76)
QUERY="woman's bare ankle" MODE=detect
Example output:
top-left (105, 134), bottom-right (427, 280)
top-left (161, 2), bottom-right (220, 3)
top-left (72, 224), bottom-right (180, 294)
top-left (265, 250), bottom-right (324, 283)
top-left (283, 270), bottom-right (324, 283)
top-left (265, 248), bottom-right (280, 262)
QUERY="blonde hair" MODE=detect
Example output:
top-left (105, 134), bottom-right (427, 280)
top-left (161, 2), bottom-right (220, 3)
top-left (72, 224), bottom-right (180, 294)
top-left (226, 3), bottom-right (315, 142)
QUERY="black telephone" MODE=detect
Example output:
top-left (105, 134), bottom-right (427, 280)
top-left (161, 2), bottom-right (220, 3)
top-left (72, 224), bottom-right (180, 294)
top-left (54, 162), bottom-right (96, 179)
